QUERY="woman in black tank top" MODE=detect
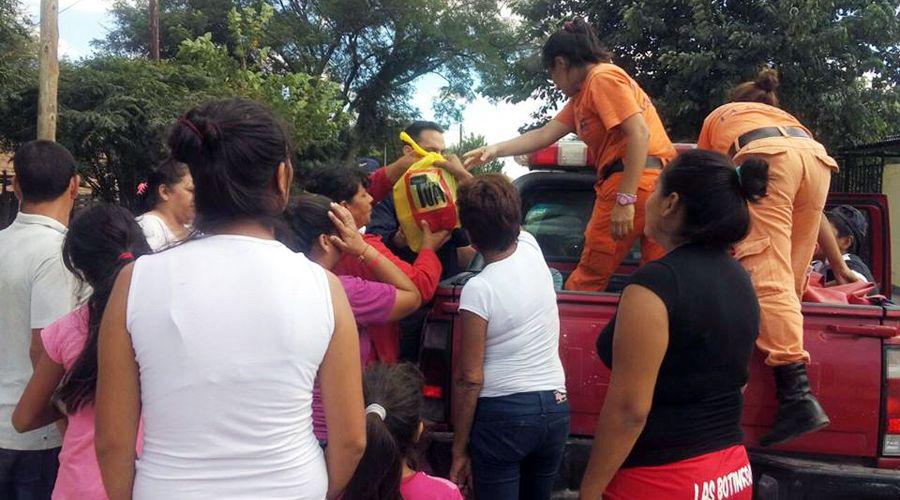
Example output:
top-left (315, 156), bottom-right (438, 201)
top-left (579, 149), bottom-right (769, 499)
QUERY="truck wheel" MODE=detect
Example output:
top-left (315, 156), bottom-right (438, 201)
top-left (754, 473), bottom-right (779, 500)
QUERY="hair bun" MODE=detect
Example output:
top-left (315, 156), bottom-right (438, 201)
top-left (169, 113), bottom-right (222, 166)
top-left (755, 68), bottom-right (779, 93)
top-left (194, 116), bottom-right (223, 149)
top-left (570, 17), bottom-right (588, 31)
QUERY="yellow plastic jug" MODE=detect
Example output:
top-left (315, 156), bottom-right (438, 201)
top-left (392, 132), bottom-right (461, 252)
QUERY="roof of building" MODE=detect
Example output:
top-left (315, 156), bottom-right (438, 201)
top-left (838, 135), bottom-right (900, 155)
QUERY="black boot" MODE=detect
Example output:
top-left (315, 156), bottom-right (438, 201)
top-left (760, 363), bottom-right (830, 447)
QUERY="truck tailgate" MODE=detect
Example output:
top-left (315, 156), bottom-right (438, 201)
top-left (556, 296), bottom-right (886, 458)
top-left (742, 304), bottom-right (885, 457)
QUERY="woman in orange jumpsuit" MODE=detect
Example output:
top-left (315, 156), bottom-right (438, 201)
top-left (698, 69), bottom-right (859, 446)
top-left (464, 18), bottom-right (676, 292)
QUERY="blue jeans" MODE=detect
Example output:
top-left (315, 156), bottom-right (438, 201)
top-left (469, 390), bottom-right (569, 500)
top-left (0, 447), bottom-right (60, 500)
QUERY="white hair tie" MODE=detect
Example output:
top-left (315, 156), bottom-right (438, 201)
top-left (365, 403), bottom-right (387, 421)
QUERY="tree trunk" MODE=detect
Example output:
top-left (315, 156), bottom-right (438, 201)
top-left (149, 0), bottom-right (160, 61)
top-left (37, 0), bottom-right (59, 141)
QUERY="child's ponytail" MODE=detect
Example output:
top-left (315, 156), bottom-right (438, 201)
top-left (342, 407), bottom-right (403, 500)
top-left (56, 204), bottom-right (151, 412)
top-left (342, 364), bottom-right (426, 500)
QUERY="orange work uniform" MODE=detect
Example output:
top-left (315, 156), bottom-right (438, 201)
top-left (555, 63), bottom-right (676, 292)
top-left (698, 102), bottom-right (839, 366)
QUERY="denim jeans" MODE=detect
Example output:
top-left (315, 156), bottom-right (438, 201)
top-left (469, 390), bottom-right (569, 500)
top-left (0, 447), bottom-right (60, 500)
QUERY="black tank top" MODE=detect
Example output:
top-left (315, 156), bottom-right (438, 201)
top-left (596, 243), bottom-right (760, 467)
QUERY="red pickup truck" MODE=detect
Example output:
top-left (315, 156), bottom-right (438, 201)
top-left (419, 141), bottom-right (900, 498)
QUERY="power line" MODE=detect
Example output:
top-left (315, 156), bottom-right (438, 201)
top-left (59, 0), bottom-right (89, 14)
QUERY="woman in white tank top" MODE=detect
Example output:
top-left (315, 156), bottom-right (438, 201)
top-left (93, 99), bottom-right (367, 500)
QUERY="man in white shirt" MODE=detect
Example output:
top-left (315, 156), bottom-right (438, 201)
top-left (0, 140), bottom-right (80, 499)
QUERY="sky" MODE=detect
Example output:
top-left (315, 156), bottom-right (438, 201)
top-left (20, 0), bottom-right (556, 176)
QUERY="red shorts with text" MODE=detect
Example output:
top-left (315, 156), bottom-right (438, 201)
top-left (604, 445), bottom-right (752, 500)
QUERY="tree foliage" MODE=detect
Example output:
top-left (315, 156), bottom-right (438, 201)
top-left (0, 9), bottom-right (347, 206)
top-left (0, 0), bottom-right (36, 108)
top-left (96, 0), bottom-right (519, 158)
top-left (482, 0), bottom-right (900, 148)
top-left (450, 133), bottom-right (504, 175)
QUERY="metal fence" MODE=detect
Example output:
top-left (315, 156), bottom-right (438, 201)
top-left (831, 154), bottom-right (885, 194)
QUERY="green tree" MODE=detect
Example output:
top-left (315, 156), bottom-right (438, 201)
top-left (482, 0), bottom-right (900, 148)
top-left (96, 0), bottom-right (519, 158)
top-left (451, 133), bottom-right (504, 175)
top-left (0, 0), bottom-right (36, 110)
top-left (97, 0), bottom-right (239, 59)
top-left (0, 13), bottom-right (347, 206)
top-left (0, 57), bottom-right (226, 206)
top-left (177, 6), bottom-right (349, 156)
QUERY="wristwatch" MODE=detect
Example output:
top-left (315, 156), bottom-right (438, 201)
top-left (616, 193), bottom-right (638, 206)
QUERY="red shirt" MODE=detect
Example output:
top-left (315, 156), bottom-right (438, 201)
top-left (335, 234), bottom-right (442, 362)
top-left (368, 167), bottom-right (393, 204)
top-left (339, 166), bottom-right (442, 362)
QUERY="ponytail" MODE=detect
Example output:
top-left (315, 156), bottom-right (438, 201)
top-left (56, 204), bottom-right (151, 412)
top-left (283, 193), bottom-right (336, 254)
top-left (342, 412), bottom-right (403, 500)
top-left (659, 149), bottom-right (769, 247)
top-left (735, 157), bottom-right (769, 202)
top-left (167, 98), bottom-right (292, 233)
top-left (730, 68), bottom-right (781, 107)
top-left (343, 364), bottom-right (426, 500)
top-left (542, 17), bottom-right (612, 70)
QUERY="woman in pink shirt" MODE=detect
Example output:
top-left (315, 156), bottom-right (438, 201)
top-left (13, 204), bottom-right (150, 499)
top-left (343, 363), bottom-right (463, 500)
top-left (285, 194), bottom-right (422, 441)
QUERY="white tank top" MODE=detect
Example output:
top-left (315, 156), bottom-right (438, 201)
top-left (126, 235), bottom-right (333, 499)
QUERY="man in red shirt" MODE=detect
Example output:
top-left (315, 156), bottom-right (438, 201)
top-left (306, 164), bottom-right (451, 362)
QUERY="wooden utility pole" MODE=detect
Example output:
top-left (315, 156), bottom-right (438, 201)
top-left (37, 0), bottom-right (59, 140)
top-left (149, 0), bottom-right (160, 61)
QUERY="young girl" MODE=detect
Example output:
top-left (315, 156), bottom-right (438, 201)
top-left (813, 205), bottom-right (875, 283)
top-left (285, 193), bottom-right (422, 441)
top-left (12, 204), bottom-right (150, 499)
top-left (135, 158), bottom-right (194, 250)
top-left (343, 363), bottom-right (463, 500)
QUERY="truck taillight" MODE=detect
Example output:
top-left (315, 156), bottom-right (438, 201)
top-left (423, 385), bottom-right (443, 399)
top-left (528, 141), bottom-right (594, 169)
top-left (420, 320), bottom-right (452, 423)
top-left (884, 348), bottom-right (900, 455)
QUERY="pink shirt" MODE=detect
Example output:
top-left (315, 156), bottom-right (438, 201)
top-left (42, 306), bottom-right (142, 500)
top-left (312, 276), bottom-right (396, 441)
top-left (400, 471), bottom-right (463, 500)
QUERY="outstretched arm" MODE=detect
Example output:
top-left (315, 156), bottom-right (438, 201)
top-left (463, 119), bottom-right (572, 169)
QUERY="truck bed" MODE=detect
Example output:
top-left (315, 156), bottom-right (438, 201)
top-left (432, 287), bottom-right (889, 460)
